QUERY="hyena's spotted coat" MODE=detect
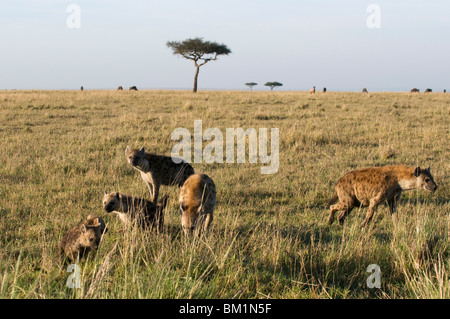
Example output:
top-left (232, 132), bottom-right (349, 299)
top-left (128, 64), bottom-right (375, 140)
top-left (103, 191), bottom-right (168, 232)
top-left (328, 165), bottom-right (438, 227)
top-left (179, 173), bottom-right (216, 236)
top-left (125, 146), bottom-right (194, 204)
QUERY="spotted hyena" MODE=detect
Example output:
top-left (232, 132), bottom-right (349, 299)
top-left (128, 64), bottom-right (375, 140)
top-left (59, 215), bottom-right (107, 263)
top-left (328, 165), bottom-right (438, 227)
top-left (179, 173), bottom-right (216, 236)
top-left (103, 191), bottom-right (168, 232)
top-left (125, 146), bottom-right (194, 204)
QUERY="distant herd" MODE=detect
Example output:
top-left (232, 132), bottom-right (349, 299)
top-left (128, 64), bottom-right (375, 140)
top-left (115, 86), bottom-right (137, 91)
top-left (79, 86), bottom-right (138, 91)
top-left (306, 87), bottom-right (445, 93)
top-left (77, 86), bottom-right (447, 93)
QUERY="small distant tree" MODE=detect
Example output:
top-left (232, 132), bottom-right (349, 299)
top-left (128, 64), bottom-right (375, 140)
top-left (245, 82), bottom-right (258, 91)
top-left (166, 37), bottom-right (231, 93)
top-left (265, 81), bottom-right (283, 91)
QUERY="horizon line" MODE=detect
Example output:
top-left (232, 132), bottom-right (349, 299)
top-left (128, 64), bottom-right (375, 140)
top-left (1, 87), bottom-right (446, 93)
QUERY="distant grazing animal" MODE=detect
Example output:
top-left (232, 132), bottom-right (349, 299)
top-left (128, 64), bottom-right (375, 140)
top-left (327, 165), bottom-right (438, 228)
top-left (310, 86), bottom-right (316, 94)
top-left (444, 89), bottom-right (446, 93)
top-left (117, 86), bottom-right (123, 90)
top-left (80, 86), bottom-right (84, 91)
top-left (424, 88), bottom-right (432, 93)
top-left (323, 87), bottom-right (327, 93)
top-left (103, 191), bottom-right (167, 232)
top-left (59, 215), bottom-right (107, 263)
top-left (179, 173), bottom-right (216, 236)
top-left (125, 146), bottom-right (194, 204)
top-left (129, 86), bottom-right (138, 91)
top-left (411, 88), bottom-right (420, 93)
top-left (362, 88), bottom-right (368, 93)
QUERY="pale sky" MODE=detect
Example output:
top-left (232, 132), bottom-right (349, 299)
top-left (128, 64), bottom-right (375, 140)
top-left (0, 0), bottom-right (449, 91)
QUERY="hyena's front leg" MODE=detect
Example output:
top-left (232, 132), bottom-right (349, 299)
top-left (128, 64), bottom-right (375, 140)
top-left (202, 213), bottom-right (213, 234)
top-left (360, 197), bottom-right (383, 228)
top-left (387, 191), bottom-right (401, 225)
top-left (140, 171), bottom-right (160, 204)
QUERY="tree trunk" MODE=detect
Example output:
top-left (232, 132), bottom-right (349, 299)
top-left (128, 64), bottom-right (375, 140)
top-left (193, 66), bottom-right (200, 93)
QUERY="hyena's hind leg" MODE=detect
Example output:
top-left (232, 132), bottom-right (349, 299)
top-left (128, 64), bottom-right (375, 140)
top-left (337, 206), bottom-right (354, 225)
top-left (155, 195), bottom-right (168, 234)
top-left (328, 201), bottom-right (354, 225)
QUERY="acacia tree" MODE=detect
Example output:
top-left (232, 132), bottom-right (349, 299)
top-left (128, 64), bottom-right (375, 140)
top-left (166, 37), bottom-right (231, 93)
top-left (245, 82), bottom-right (258, 91)
top-left (265, 81), bottom-right (283, 91)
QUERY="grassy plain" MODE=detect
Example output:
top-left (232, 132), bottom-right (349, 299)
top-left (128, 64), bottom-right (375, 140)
top-left (0, 89), bottom-right (449, 298)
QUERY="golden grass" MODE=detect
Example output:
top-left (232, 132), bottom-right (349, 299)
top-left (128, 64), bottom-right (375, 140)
top-left (0, 89), bottom-right (448, 298)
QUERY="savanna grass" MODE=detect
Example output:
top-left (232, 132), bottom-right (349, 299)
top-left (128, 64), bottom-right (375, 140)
top-left (0, 89), bottom-right (448, 298)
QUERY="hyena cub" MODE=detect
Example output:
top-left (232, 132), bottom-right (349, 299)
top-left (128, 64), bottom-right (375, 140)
top-left (59, 215), bottom-right (107, 263)
top-left (328, 165), bottom-right (438, 227)
top-left (125, 146), bottom-right (194, 204)
top-left (179, 174), bottom-right (216, 236)
top-left (103, 191), bottom-right (168, 232)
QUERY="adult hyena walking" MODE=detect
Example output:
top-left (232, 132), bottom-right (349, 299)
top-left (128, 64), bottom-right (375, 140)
top-left (125, 146), bottom-right (194, 204)
top-left (327, 165), bottom-right (438, 227)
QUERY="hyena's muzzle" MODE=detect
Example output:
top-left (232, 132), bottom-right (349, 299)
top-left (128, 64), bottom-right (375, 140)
top-left (102, 195), bottom-right (118, 213)
top-left (104, 202), bottom-right (115, 213)
top-left (131, 156), bottom-right (140, 167)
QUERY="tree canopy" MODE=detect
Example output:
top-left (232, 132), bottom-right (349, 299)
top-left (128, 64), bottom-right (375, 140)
top-left (245, 82), bottom-right (258, 91)
top-left (264, 82), bottom-right (283, 91)
top-left (167, 38), bottom-right (231, 93)
top-left (167, 38), bottom-right (231, 64)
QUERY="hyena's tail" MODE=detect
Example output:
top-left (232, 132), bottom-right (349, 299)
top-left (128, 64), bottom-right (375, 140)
top-left (327, 191), bottom-right (338, 208)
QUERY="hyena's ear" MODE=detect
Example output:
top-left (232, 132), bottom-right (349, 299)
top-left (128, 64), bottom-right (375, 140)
top-left (115, 192), bottom-right (120, 199)
top-left (414, 166), bottom-right (421, 177)
top-left (97, 217), bottom-right (108, 234)
top-left (125, 145), bottom-right (131, 156)
top-left (104, 190), bottom-right (108, 195)
top-left (91, 218), bottom-right (101, 228)
top-left (427, 166), bottom-right (431, 172)
top-left (96, 217), bottom-right (107, 234)
top-left (139, 146), bottom-right (146, 154)
top-left (80, 224), bottom-right (87, 233)
top-left (87, 214), bottom-right (94, 220)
